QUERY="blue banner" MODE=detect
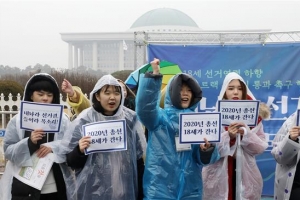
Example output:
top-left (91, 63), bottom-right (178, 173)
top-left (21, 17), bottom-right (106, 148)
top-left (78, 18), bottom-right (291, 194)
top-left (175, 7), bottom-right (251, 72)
top-left (148, 43), bottom-right (300, 196)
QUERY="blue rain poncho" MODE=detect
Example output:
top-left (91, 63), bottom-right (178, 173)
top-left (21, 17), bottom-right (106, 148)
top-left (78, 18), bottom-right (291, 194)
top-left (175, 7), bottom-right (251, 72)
top-left (136, 73), bottom-right (220, 200)
top-left (61, 74), bottom-right (146, 200)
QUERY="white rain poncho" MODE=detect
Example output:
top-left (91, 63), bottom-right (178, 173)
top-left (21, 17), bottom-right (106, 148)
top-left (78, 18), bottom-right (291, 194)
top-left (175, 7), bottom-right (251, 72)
top-left (202, 72), bottom-right (269, 200)
top-left (0, 73), bottom-right (74, 200)
top-left (271, 111), bottom-right (300, 200)
top-left (61, 74), bottom-right (146, 200)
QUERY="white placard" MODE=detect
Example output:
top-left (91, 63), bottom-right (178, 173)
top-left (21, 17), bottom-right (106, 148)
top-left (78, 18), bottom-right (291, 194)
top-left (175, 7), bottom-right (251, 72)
top-left (20, 101), bottom-right (63, 132)
top-left (14, 153), bottom-right (54, 190)
top-left (218, 100), bottom-right (260, 127)
top-left (83, 119), bottom-right (127, 154)
top-left (179, 112), bottom-right (221, 144)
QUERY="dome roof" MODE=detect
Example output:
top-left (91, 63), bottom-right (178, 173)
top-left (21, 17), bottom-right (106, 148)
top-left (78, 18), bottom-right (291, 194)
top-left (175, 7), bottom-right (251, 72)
top-left (130, 8), bottom-right (199, 30)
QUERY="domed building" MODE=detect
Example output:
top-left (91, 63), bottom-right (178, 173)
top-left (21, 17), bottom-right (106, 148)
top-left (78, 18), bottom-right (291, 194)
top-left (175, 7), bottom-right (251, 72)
top-left (129, 8), bottom-right (201, 32)
top-left (61, 7), bottom-right (268, 73)
top-left (60, 8), bottom-right (203, 73)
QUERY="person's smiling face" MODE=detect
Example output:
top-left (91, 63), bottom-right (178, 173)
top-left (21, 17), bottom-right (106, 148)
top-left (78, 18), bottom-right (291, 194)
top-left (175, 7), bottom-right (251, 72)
top-left (180, 83), bottom-right (192, 108)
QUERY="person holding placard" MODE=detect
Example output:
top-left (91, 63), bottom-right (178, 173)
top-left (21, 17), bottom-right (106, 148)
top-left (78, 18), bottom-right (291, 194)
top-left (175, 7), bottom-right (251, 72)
top-left (202, 72), bottom-right (270, 200)
top-left (271, 111), bottom-right (300, 200)
top-left (0, 73), bottom-right (73, 200)
top-left (62, 77), bottom-right (145, 199)
top-left (135, 58), bottom-right (220, 200)
top-left (62, 74), bottom-right (146, 200)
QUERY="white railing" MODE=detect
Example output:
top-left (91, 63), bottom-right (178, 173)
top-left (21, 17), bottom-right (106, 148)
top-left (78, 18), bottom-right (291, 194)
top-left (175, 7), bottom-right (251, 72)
top-left (0, 93), bottom-right (89, 110)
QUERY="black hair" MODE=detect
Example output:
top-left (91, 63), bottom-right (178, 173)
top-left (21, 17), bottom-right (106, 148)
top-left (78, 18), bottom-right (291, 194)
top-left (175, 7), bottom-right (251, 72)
top-left (24, 75), bottom-right (60, 104)
top-left (30, 80), bottom-right (55, 94)
top-left (239, 80), bottom-right (247, 100)
top-left (92, 85), bottom-right (122, 115)
top-left (27, 80), bottom-right (56, 103)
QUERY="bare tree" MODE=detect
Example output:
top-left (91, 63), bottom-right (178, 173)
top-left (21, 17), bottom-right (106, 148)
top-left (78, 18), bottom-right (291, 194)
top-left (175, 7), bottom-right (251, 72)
top-left (28, 68), bottom-right (41, 77)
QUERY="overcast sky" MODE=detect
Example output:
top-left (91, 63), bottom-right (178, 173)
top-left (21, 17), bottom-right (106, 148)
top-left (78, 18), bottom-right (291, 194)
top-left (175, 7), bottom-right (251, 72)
top-left (1, 0), bottom-right (300, 69)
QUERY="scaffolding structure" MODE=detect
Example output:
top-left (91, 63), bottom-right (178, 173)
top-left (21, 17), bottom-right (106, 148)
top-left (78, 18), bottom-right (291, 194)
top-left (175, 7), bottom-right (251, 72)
top-left (134, 31), bottom-right (300, 69)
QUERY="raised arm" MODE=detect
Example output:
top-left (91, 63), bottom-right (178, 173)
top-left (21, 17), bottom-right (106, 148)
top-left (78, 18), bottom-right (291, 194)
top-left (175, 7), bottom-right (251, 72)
top-left (61, 79), bottom-right (91, 115)
top-left (136, 58), bottom-right (163, 131)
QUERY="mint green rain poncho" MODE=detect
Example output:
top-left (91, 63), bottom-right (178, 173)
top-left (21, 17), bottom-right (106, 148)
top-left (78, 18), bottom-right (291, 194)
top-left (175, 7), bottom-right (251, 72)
top-left (136, 72), bottom-right (220, 200)
top-left (61, 74), bottom-right (146, 200)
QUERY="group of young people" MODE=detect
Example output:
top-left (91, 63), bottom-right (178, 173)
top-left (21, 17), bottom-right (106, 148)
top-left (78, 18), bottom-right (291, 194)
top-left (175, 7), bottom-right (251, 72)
top-left (0, 58), bottom-right (298, 200)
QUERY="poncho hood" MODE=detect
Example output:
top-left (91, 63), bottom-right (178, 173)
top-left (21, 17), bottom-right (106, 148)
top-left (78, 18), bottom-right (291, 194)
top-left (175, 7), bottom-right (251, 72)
top-left (165, 73), bottom-right (202, 110)
top-left (23, 72), bottom-right (60, 104)
top-left (90, 74), bottom-right (124, 116)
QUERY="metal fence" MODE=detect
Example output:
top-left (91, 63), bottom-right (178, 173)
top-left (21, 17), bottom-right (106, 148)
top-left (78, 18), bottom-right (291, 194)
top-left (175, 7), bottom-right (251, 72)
top-left (133, 31), bottom-right (300, 69)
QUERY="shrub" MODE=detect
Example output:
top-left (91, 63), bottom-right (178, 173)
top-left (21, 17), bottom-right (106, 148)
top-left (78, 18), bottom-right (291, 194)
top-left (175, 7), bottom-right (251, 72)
top-left (0, 80), bottom-right (24, 101)
top-left (111, 70), bottom-right (133, 81)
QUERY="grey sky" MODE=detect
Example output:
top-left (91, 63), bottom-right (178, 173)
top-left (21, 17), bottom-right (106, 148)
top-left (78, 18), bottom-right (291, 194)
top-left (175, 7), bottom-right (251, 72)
top-left (0, 0), bottom-right (300, 69)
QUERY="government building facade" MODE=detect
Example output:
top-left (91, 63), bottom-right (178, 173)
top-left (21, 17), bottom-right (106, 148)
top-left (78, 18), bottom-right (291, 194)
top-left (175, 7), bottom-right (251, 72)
top-left (60, 7), bottom-right (270, 74)
top-left (61, 8), bottom-right (205, 73)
